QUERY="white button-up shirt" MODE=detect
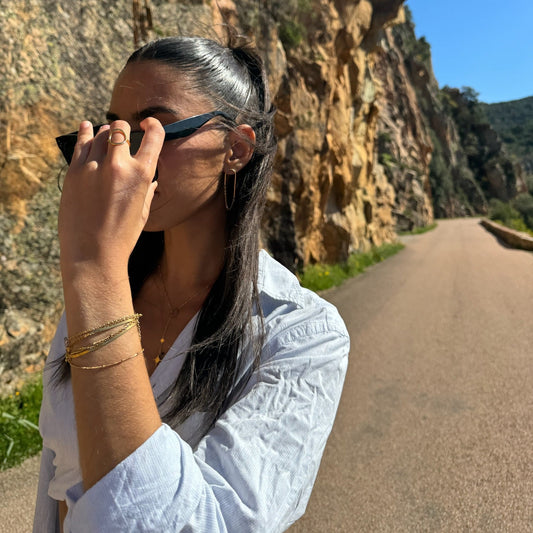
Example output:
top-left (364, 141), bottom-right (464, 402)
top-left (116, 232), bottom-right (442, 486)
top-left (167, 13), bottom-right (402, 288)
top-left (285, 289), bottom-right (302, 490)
top-left (33, 251), bottom-right (349, 532)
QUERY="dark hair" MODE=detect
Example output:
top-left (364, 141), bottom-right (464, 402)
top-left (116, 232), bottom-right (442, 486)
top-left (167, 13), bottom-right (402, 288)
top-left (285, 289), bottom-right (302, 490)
top-left (126, 34), bottom-right (277, 431)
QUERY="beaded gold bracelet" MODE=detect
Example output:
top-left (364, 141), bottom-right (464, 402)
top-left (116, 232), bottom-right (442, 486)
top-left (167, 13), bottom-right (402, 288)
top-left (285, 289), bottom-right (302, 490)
top-left (66, 313), bottom-right (142, 347)
top-left (67, 349), bottom-right (144, 370)
top-left (65, 320), bottom-right (139, 359)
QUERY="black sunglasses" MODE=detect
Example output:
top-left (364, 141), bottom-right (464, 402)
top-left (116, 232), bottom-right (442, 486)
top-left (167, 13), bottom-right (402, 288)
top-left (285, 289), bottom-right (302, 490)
top-left (55, 111), bottom-right (231, 165)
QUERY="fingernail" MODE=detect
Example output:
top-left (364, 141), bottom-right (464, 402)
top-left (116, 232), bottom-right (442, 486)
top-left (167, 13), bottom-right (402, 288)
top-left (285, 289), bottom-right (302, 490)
top-left (80, 120), bottom-right (92, 129)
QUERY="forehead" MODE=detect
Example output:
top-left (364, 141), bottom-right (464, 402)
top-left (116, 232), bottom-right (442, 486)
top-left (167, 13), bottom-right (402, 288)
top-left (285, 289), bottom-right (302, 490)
top-left (109, 61), bottom-right (211, 117)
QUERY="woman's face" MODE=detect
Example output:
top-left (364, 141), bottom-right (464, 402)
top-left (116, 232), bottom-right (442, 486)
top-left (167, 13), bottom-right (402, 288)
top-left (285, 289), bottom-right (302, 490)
top-left (107, 60), bottom-right (229, 232)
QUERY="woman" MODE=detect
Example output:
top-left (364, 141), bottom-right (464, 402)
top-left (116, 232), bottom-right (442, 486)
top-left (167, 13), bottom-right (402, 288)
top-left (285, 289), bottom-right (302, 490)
top-left (34, 33), bottom-right (349, 532)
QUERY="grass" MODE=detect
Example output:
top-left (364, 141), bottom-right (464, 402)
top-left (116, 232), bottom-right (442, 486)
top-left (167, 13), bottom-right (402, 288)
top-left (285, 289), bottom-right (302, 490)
top-left (0, 375), bottom-right (43, 471)
top-left (492, 218), bottom-right (533, 237)
top-left (299, 242), bottom-right (405, 292)
top-left (398, 222), bottom-right (438, 236)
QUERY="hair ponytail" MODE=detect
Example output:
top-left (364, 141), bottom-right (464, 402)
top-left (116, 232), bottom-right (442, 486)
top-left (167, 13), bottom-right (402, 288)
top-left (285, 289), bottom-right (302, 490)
top-left (126, 35), bottom-right (277, 434)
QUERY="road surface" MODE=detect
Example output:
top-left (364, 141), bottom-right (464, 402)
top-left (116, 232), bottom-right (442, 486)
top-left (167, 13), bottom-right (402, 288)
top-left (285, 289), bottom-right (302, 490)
top-left (2, 218), bottom-right (532, 532)
top-left (0, 453), bottom-right (39, 532)
top-left (290, 218), bottom-right (533, 532)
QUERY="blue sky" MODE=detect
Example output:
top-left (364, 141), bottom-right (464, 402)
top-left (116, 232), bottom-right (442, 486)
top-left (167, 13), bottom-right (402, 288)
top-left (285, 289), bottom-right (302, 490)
top-left (406, 0), bottom-right (533, 104)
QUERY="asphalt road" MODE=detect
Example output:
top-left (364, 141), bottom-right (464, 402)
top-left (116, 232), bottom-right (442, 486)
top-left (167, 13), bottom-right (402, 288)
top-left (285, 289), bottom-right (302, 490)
top-left (0, 453), bottom-right (40, 532)
top-left (290, 218), bottom-right (533, 532)
top-left (2, 218), bottom-right (532, 532)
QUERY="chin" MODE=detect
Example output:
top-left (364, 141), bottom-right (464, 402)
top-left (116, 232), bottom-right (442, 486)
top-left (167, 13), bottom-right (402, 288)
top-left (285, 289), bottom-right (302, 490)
top-left (143, 209), bottom-right (187, 233)
top-left (142, 215), bottom-right (166, 233)
top-left (144, 198), bottom-right (175, 232)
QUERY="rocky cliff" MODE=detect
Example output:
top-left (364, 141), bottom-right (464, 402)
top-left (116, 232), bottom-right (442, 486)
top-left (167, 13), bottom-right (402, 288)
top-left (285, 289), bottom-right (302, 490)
top-left (373, 15), bottom-right (434, 231)
top-left (0, 0), bottom-right (413, 386)
top-left (1, 0), bottom-right (146, 390)
top-left (385, 8), bottom-right (525, 218)
top-left (0, 0), bottom-right (519, 387)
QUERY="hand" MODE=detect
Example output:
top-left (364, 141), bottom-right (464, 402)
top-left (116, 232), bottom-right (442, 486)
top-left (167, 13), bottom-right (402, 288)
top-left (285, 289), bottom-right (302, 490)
top-left (58, 118), bottom-right (164, 276)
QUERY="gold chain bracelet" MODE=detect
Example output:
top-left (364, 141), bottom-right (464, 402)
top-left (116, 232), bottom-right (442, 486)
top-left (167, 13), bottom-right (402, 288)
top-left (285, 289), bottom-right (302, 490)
top-left (66, 320), bottom-right (139, 359)
top-left (67, 349), bottom-right (144, 370)
top-left (66, 313), bottom-right (141, 346)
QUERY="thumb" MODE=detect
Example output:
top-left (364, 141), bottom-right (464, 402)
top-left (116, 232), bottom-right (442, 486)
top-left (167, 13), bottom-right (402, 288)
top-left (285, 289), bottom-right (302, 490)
top-left (142, 180), bottom-right (158, 223)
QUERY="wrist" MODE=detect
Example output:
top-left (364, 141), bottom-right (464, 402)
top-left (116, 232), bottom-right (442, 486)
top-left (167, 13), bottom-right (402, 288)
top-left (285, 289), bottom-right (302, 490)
top-left (62, 262), bottom-right (134, 335)
top-left (61, 255), bottom-right (129, 283)
top-left (61, 259), bottom-right (131, 304)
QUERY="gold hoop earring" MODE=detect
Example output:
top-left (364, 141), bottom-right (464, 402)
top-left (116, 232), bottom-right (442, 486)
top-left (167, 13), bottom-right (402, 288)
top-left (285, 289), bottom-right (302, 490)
top-left (224, 169), bottom-right (237, 210)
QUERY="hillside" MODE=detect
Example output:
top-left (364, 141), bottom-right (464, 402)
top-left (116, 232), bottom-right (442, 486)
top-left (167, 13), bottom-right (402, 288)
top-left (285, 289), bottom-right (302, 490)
top-left (381, 7), bottom-right (526, 219)
top-left (482, 96), bottom-right (533, 181)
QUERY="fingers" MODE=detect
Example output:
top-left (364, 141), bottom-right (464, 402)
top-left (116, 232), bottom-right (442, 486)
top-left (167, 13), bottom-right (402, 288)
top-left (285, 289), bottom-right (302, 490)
top-left (134, 117), bottom-right (165, 176)
top-left (70, 123), bottom-right (111, 170)
top-left (70, 121), bottom-right (95, 167)
top-left (69, 118), bottom-right (163, 184)
top-left (142, 181), bottom-right (159, 222)
top-left (90, 124), bottom-right (111, 162)
top-left (105, 120), bottom-right (131, 161)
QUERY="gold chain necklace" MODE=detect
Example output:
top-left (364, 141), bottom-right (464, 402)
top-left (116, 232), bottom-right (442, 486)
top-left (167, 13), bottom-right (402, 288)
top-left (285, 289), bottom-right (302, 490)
top-left (155, 265), bottom-right (210, 366)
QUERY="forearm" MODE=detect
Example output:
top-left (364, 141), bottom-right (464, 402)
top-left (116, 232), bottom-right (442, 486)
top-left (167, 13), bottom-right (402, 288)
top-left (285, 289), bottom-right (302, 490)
top-left (59, 500), bottom-right (67, 533)
top-left (63, 265), bottom-right (161, 490)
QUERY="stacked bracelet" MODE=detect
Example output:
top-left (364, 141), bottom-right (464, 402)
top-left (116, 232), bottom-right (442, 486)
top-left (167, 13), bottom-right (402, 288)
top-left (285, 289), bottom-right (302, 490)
top-left (66, 313), bottom-right (141, 347)
top-left (65, 320), bottom-right (139, 360)
top-left (68, 350), bottom-right (144, 370)
top-left (64, 313), bottom-right (142, 369)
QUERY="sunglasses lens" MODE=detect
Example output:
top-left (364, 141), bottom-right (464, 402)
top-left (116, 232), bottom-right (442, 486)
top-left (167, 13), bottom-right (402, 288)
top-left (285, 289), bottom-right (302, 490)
top-left (130, 131), bottom-right (144, 155)
top-left (56, 134), bottom-right (77, 165)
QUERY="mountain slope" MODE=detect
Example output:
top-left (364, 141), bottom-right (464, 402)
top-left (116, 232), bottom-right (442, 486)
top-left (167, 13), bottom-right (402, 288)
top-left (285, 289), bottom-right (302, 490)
top-left (482, 96), bottom-right (533, 180)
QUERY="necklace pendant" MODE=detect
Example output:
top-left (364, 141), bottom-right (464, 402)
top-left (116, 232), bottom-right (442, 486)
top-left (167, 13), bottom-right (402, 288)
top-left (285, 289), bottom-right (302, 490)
top-left (154, 354), bottom-right (162, 365)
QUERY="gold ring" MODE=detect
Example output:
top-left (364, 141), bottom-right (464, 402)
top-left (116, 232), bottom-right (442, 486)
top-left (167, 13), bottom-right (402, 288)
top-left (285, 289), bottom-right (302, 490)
top-left (108, 128), bottom-right (130, 146)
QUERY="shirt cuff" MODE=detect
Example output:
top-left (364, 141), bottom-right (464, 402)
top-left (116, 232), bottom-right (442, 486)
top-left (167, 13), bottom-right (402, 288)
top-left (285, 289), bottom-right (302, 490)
top-left (64, 424), bottom-right (204, 532)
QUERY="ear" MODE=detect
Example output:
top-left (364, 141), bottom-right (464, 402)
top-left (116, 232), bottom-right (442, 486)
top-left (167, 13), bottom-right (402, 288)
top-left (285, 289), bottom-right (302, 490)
top-left (223, 124), bottom-right (256, 173)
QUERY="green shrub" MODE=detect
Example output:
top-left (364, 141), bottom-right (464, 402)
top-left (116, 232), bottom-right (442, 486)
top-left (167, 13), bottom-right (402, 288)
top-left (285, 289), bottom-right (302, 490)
top-left (270, 0), bottom-right (312, 50)
top-left (0, 376), bottom-right (43, 470)
top-left (512, 193), bottom-right (533, 230)
top-left (298, 263), bottom-right (346, 291)
top-left (299, 243), bottom-right (405, 292)
top-left (379, 153), bottom-right (396, 167)
top-left (489, 199), bottom-right (521, 224)
top-left (526, 176), bottom-right (533, 195)
top-left (278, 19), bottom-right (305, 49)
top-left (508, 218), bottom-right (531, 233)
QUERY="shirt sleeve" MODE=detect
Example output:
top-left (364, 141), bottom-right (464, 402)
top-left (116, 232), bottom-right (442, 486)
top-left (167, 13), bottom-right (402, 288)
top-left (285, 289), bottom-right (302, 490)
top-left (33, 446), bottom-right (60, 533)
top-left (63, 308), bottom-right (349, 533)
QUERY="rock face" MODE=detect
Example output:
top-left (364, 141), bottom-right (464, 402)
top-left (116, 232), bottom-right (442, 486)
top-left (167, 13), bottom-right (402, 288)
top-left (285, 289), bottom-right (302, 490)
top-left (232, 0), bottom-right (428, 267)
top-left (0, 182), bottom-right (62, 391)
top-left (385, 12), bottom-right (521, 219)
top-left (441, 87), bottom-right (523, 204)
top-left (0, 0), bottom-right (518, 383)
top-left (0, 0), bottom-right (422, 273)
top-left (382, 17), bottom-right (477, 219)
top-left (251, 0), bottom-right (407, 267)
top-left (0, 0), bottom-right (435, 384)
top-left (373, 17), bottom-right (434, 231)
top-left (0, 1), bottom-right (135, 217)
top-left (0, 0), bottom-right (137, 389)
